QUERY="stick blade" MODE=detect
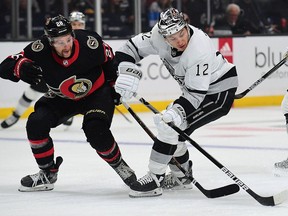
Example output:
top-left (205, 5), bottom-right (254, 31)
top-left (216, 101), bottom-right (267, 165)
top-left (256, 190), bottom-right (288, 206)
top-left (209, 183), bottom-right (240, 198)
top-left (234, 89), bottom-right (249, 99)
top-left (273, 189), bottom-right (288, 206)
top-left (193, 179), bottom-right (240, 199)
top-left (234, 94), bottom-right (244, 99)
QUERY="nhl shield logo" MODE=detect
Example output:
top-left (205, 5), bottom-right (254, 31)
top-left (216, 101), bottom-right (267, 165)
top-left (87, 36), bottom-right (99, 49)
top-left (63, 60), bottom-right (69, 66)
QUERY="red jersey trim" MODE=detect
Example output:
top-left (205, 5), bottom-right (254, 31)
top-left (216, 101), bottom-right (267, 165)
top-left (85, 70), bottom-right (105, 98)
top-left (52, 38), bottom-right (80, 67)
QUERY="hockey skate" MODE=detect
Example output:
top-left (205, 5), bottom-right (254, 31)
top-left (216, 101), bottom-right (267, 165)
top-left (0, 111), bottom-right (20, 129)
top-left (18, 156), bottom-right (63, 192)
top-left (274, 158), bottom-right (288, 177)
top-left (113, 159), bottom-right (137, 187)
top-left (129, 172), bottom-right (165, 198)
top-left (163, 160), bottom-right (193, 190)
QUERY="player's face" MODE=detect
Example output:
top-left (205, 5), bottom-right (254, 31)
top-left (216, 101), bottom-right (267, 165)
top-left (71, 21), bottom-right (85, 30)
top-left (165, 27), bottom-right (189, 51)
top-left (52, 34), bottom-right (74, 58)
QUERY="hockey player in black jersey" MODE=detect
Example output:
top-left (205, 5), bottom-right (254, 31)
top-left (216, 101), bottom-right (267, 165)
top-left (0, 15), bottom-right (136, 192)
top-left (0, 11), bottom-right (87, 129)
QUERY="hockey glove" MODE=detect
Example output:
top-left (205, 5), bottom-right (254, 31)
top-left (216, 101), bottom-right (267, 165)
top-left (162, 103), bottom-right (186, 129)
top-left (111, 86), bottom-right (122, 106)
top-left (115, 61), bottom-right (142, 102)
top-left (284, 113), bottom-right (288, 134)
top-left (154, 113), bottom-right (178, 144)
top-left (14, 58), bottom-right (43, 85)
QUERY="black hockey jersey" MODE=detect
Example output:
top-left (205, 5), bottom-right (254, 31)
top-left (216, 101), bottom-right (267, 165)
top-left (0, 30), bottom-right (117, 100)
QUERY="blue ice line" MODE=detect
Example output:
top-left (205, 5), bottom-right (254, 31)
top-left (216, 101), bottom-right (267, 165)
top-left (1, 137), bottom-right (288, 151)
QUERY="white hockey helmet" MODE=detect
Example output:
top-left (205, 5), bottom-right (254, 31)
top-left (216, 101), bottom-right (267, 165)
top-left (158, 8), bottom-right (187, 37)
top-left (69, 11), bottom-right (86, 24)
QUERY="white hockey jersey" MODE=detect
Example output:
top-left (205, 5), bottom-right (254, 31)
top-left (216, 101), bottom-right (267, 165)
top-left (117, 24), bottom-right (238, 109)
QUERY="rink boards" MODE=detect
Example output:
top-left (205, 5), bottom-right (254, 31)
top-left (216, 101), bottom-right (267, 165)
top-left (0, 35), bottom-right (288, 118)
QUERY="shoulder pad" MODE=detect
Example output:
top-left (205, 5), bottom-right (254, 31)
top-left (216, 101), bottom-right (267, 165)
top-left (31, 40), bottom-right (45, 52)
top-left (86, 36), bottom-right (99, 50)
top-left (74, 30), bottom-right (102, 50)
top-left (29, 36), bottom-right (50, 53)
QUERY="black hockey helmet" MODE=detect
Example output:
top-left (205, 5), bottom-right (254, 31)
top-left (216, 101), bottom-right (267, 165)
top-left (44, 15), bottom-right (73, 40)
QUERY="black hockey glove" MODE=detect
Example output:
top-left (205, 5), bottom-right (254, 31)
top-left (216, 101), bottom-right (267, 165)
top-left (285, 113), bottom-right (288, 125)
top-left (111, 86), bottom-right (122, 106)
top-left (14, 58), bottom-right (43, 85)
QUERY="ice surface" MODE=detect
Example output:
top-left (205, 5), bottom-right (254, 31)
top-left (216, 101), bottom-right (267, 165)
top-left (0, 106), bottom-right (288, 215)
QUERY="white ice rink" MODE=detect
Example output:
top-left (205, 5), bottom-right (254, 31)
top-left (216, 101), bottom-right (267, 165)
top-left (1, 106), bottom-right (288, 216)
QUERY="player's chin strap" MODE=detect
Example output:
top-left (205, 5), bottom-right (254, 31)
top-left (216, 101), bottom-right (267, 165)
top-left (132, 94), bottom-right (288, 206)
top-left (121, 99), bottom-right (240, 199)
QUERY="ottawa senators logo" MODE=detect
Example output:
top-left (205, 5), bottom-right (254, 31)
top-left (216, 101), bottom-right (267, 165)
top-left (59, 76), bottom-right (92, 99)
top-left (71, 82), bottom-right (88, 93)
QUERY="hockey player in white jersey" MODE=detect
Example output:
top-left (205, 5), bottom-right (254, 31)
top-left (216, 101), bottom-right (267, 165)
top-left (274, 91), bottom-right (288, 176)
top-left (114, 8), bottom-right (239, 197)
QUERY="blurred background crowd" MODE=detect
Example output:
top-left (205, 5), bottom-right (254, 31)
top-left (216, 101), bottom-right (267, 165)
top-left (0, 0), bottom-right (287, 40)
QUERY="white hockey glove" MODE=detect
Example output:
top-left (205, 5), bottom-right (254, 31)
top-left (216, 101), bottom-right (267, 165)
top-left (153, 104), bottom-right (186, 144)
top-left (115, 61), bottom-right (142, 102)
top-left (162, 103), bottom-right (186, 128)
top-left (154, 113), bottom-right (178, 144)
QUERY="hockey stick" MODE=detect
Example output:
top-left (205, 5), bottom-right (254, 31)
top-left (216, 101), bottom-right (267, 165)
top-left (135, 95), bottom-right (288, 206)
top-left (234, 52), bottom-right (288, 99)
top-left (115, 106), bottom-right (132, 123)
top-left (122, 101), bottom-right (240, 199)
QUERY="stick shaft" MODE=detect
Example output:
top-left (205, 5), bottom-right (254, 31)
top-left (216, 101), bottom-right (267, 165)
top-left (136, 96), bottom-right (286, 206)
top-left (122, 101), bottom-right (240, 199)
top-left (235, 53), bottom-right (288, 99)
top-left (115, 106), bottom-right (132, 123)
